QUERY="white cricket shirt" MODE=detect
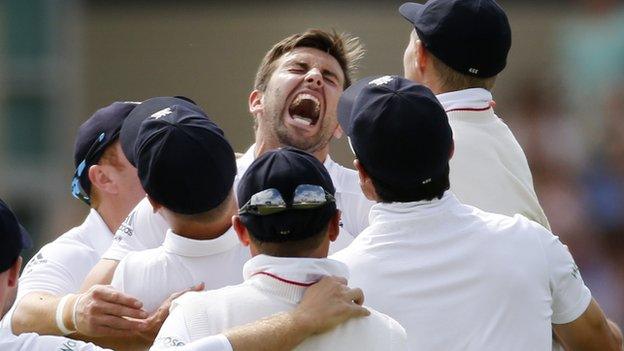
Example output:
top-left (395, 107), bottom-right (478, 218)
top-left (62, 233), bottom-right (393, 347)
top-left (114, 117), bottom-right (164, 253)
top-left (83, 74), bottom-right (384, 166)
top-left (438, 88), bottom-right (550, 229)
top-left (154, 255), bottom-right (408, 351)
top-left (1, 210), bottom-right (112, 331)
top-left (332, 192), bottom-right (591, 351)
top-left (0, 327), bottom-right (110, 351)
top-left (111, 228), bottom-right (250, 313)
top-left (102, 145), bottom-right (373, 261)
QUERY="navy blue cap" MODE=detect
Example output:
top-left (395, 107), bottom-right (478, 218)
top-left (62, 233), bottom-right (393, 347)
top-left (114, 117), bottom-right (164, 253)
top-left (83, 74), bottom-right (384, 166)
top-left (400, 0), bottom-right (512, 78)
top-left (338, 75), bottom-right (453, 188)
top-left (0, 198), bottom-right (32, 272)
top-left (120, 96), bottom-right (200, 167)
top-left (237, 147), bottom-right (337, 243)
top-left (135, 104), bottom-right (236, 215)
top-left (73, 102), bottom-right (139, 196)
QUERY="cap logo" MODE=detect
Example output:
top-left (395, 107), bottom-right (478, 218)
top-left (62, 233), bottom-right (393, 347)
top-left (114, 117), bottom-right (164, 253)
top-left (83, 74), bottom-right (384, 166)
top-left (468, 68), bottom-right (479, 75)
top-left (369, 75), bottom-right (395, 87)
top-left (150, 107), bottom-right (173, 119)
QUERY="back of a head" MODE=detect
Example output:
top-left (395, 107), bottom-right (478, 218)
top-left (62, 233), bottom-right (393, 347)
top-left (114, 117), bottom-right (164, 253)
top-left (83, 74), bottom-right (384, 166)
top-left (237, 147), bottom-right (337, 256)
top-left (338, 75), bottom-right (453, 202)
top-left (400, 0), bottom-right (511, 88)
top-left (0, 198), bottom-right (31, 275)
top-left (133, 99), bottom-right (237, 216)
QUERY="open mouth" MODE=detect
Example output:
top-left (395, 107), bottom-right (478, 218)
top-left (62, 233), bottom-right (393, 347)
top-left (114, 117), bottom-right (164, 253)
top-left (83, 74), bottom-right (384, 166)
top-left (288, 93), bottom-right (321, 127)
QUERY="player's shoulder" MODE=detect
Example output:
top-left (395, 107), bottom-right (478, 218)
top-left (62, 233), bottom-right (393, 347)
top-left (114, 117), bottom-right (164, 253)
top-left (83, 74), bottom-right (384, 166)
top-left (325, 158), bottom-right (364, 196)
top-left (332, 306), bottom-right (407, 342)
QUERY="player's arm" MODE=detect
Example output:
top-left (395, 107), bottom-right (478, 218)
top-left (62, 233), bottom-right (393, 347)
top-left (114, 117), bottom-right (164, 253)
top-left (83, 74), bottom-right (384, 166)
top-left (152, 276), bottom-right (370, 351)
top-left (12, 286), bottom-right (149, 337)
top-left (81, 259), bottom-right (120, 290)
top-left (553, 298), bottom-right (623, 351)
top-left (226, 276), bottom-right (369, 351)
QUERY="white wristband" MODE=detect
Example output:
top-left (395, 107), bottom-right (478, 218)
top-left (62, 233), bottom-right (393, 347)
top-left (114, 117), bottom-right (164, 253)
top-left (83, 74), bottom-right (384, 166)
top-left (71, 294), bottom-right (83, 334)
top-left (55, 294), bottom-right (76, 335)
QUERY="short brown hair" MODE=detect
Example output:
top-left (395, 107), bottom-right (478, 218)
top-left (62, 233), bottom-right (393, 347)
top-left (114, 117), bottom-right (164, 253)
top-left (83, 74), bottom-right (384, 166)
top-left (253, 29), bottom-right (364, 91)
top-left (430, 53), bottom-right (497, 91)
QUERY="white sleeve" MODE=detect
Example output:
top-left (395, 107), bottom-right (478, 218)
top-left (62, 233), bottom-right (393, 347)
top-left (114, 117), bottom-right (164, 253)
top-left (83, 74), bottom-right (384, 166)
top-left (150, 334), bottom-right (232, 351)
top-left (539, 232), bottom-right (592, 324)
top-left (0, 330), bottom-right (112, 351)
top-left (19, 254), bottom-right (77, 297)
top-left (101, 199), bottom-right (169, 261)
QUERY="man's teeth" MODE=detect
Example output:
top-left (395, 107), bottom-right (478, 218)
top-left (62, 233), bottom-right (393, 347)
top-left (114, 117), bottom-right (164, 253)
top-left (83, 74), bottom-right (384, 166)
top-left (292, 115), bottom-right (313, 126)
top-left (297, 93), bottom-right (319, 105)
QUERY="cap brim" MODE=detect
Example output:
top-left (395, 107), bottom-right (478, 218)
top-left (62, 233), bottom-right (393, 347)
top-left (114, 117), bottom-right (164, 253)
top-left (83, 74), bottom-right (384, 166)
top-left (399, 2), bottom-right (425, 25)
top-left (120, 96), bottom-right (200, 166)
top-left (337, 76), bottom-right (381, 138)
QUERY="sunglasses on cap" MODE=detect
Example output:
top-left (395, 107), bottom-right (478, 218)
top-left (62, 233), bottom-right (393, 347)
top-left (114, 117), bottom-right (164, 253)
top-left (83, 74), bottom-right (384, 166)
top-left (239, 184), bottom-right (335, 216)
top-left (71, 131), bottom-right (117, 205)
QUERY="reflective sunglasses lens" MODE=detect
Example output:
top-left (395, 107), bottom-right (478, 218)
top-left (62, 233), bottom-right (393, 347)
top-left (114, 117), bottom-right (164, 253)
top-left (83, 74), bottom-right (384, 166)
top-left (293, 184), bottom-right (327, 207)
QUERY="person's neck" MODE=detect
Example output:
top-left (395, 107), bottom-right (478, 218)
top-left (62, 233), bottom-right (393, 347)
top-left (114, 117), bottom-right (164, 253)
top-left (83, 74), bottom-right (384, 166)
top-left (94, 198), bottom-right (136, 234)
top-left (254, 133), bottom-right (329, 164)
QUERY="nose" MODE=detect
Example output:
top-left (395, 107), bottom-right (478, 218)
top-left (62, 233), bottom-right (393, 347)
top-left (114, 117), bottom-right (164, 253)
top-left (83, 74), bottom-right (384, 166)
top-left (305, 68), bottom-right (323, 88)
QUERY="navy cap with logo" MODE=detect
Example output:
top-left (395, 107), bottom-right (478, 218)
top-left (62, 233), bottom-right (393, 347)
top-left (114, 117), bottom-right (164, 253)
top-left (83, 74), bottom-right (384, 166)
top-left (0, 198), bottom-right (32, 273)
top-left (135, 103), bottom-right (236, 215)
top-left (399, 0), bottom-right (512, 78)
top-left (237, 147), bottom-right (337, 243)
top-left (72, 101), bottom-right (139, 205)
top-left (120, 96), bottom-right (200, 167)
top-left (338, 75), bottom-right (453, 189)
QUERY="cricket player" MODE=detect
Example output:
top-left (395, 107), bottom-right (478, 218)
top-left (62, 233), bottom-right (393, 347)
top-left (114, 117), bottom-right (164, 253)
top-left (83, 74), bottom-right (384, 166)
top-left (153, 147), bottom-right (407, 351)
top-left (1, 102), bottom-right (156, 343)
top-left (83, 29), bottom-right (373, 288)
top-left (400, 0), bottom-right (550, 228)
top-left (0, 197), bottom-right (371, 351)
top-left (331, 75), bottom-right (623, 350)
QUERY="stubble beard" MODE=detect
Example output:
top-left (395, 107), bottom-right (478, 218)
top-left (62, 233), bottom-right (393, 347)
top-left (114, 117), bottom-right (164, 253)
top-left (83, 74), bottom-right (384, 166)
top-left (263, 90), bottom-right (333, 154)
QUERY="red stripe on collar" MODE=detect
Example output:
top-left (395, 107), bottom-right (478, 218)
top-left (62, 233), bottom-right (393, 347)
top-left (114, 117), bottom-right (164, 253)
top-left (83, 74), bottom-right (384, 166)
top-left (251, 271), bottom-right (317, 287)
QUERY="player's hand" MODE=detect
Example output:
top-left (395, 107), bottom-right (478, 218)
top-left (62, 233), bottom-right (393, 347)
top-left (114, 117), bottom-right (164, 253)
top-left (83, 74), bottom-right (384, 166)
top-left (293, 276), bottom-right (370, 335)
top-left (73, 285), bottom-right (149, 337)
top-left (135, 282), bottom-right (205, 342)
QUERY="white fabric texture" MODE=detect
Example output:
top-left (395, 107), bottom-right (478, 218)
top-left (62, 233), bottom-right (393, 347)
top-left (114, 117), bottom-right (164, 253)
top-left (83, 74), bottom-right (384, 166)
top-left (437, 88), bottom-right (550, 229)
top-left (111, 228), bottom-right (250, 313)
top-left (1, 210), bottom-right (112, 331)
top-left (332, 192), bottom-right (591, 351)
top-left (150, 333), bottom-right (232, 351)
top-left (156, 255), bottom-right (407, 351)
top-left (102, 145), bottom-right (373, 261)
top-left (0, 327), bottom-right (110, 351)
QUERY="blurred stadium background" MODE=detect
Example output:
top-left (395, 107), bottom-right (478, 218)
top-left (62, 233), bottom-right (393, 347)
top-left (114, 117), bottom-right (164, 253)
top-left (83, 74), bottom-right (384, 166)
top-left (1, 0), bottom-right (623, 325)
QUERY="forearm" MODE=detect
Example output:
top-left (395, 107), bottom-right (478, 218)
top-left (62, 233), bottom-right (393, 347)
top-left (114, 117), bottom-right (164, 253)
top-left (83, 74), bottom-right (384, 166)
top-left (80, 259), bottom-right (119, 292)
top-left (12, 292), bottom-right (78, 335)
top-left (224, 311), bottom-right (314, 351)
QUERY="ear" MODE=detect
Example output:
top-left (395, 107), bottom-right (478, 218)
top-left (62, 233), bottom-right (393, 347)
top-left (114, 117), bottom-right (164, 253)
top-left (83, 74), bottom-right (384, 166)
top-left (353, 159), bottom-right (380, 202)
top-left (232, 215), bottom-right (251, 247)
top-left (249, 90), bottom-right (264, 117)
top-left (333, 125), bottom-right (344, 139)
top-left (147, 195), bottom-right (162, 214)
top-left (8, 257), bottom-right (22, 288)
top-left (415, 40), bottom-right (428, 75)
top-left (327, 210), bottom-right (341, 242)
top-left (88, 165), bottom-right (117, 196)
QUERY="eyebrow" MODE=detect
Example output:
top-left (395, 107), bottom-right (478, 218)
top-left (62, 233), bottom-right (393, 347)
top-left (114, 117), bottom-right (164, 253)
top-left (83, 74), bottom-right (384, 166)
top-left (285, 59), bottom-right (343, 83)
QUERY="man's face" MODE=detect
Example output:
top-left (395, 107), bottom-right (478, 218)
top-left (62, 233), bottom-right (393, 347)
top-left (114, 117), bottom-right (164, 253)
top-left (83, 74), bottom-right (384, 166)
top-left (105, 142), bottom-right (145, 207)
top-left (403, 30), bottom-right (421, 82)
top-left (255, 47), bottom-right (345, 154)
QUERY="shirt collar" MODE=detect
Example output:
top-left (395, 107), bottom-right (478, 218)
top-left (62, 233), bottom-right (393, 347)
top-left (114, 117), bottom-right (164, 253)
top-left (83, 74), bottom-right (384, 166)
top-left (369, 191), bottom-right (458, 224)
top-left (243, 254), bottom-right (349, 302)
top-left (163, 228), bottom-right (240, 257)
top-left (84, 209), bottom-right (114, 252)
top-left (436, 88), bottom-right (493, 112)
